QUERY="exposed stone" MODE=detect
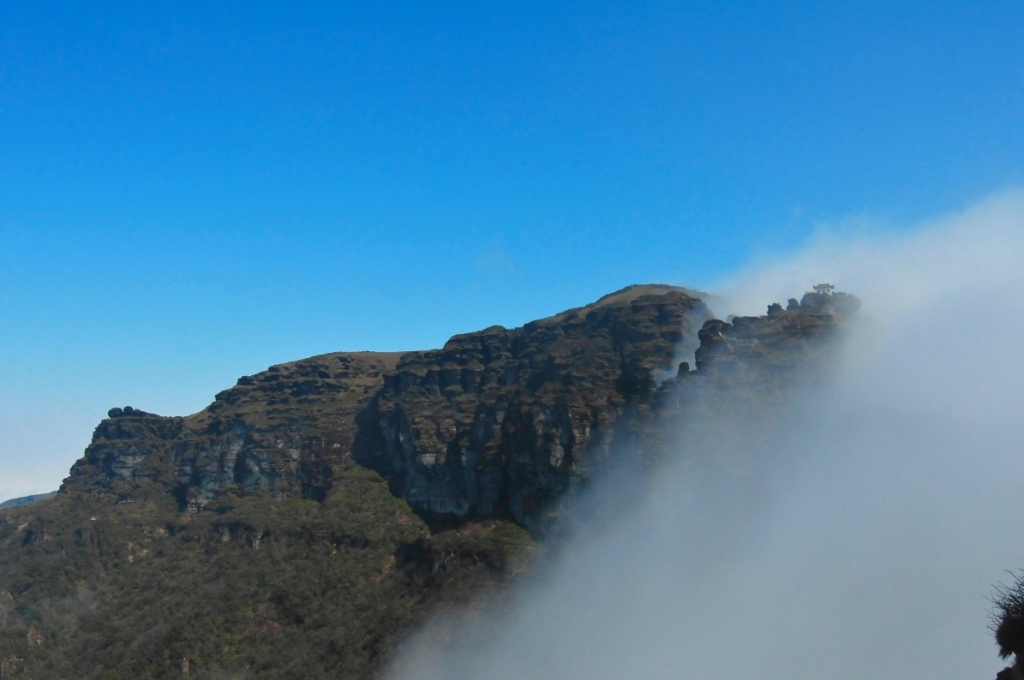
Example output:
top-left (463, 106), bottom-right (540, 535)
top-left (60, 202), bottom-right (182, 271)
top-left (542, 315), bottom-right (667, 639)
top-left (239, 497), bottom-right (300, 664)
top-left (799, 290), bottom-right (861, 316)
top-left (64, 353), bottom-right (404, 510)
top-left (353, 286), bottom-right (711, 533)
top-left (0, 656), bottom-right (22, 678)
top-left (59, 284), bottom-right (857, 537)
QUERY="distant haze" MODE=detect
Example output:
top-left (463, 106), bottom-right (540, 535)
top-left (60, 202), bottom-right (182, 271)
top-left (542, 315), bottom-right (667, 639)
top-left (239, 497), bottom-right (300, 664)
top-left (385, 189), bottom-right (1024, 679)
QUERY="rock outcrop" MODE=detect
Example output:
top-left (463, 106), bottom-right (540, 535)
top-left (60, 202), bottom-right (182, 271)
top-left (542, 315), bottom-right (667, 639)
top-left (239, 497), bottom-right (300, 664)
top-left (353, 286), bottom-right (710, 532)
top-left (64, 353), bottom-right (404, 510)
top-left (63, 286), bottom-right (714, 527)
top-left (62, 283), bottom-right (856, 537)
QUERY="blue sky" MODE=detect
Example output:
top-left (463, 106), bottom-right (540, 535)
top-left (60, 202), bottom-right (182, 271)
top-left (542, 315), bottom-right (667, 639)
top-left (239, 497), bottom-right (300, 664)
top-left (2, 1), bottom-right (1023, 500)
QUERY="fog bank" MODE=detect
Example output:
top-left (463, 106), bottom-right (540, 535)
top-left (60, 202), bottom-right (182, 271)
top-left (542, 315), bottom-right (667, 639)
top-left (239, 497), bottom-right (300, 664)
top-left (386, 189), bottom-right (1024, 679)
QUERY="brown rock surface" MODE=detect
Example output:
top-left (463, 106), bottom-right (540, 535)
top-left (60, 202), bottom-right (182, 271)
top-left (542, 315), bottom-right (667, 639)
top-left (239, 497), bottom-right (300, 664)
top-left (61, 284), bottom-right (855, 534)
top-left (64, 352), bottom-right (405, 510)
top-left (354, 285), bottom-right (711, 532)
top-left (63, 286), bottom-right (714, 529)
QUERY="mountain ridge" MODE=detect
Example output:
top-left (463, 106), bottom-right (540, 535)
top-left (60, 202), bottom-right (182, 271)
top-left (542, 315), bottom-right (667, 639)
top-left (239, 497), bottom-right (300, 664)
top-left (0, 494), bottom-right (57, 511)
top-left (0, 283), bottom-right (858, 679)
top-left (60, 284), bottom-right (713, 530)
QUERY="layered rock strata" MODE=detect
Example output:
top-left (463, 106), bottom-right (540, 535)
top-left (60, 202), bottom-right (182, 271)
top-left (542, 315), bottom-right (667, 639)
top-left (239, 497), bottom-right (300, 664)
top-left (65, 353), bottom-right (405, 510)
top-left (62, 285), bottom-right (856, 534)
top-left (353, 286), bottom-right (710, 532)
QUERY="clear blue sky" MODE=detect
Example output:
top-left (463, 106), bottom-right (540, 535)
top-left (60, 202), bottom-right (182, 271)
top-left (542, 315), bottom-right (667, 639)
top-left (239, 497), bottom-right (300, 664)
top-left (2, 1), bottom-right (1022, 500)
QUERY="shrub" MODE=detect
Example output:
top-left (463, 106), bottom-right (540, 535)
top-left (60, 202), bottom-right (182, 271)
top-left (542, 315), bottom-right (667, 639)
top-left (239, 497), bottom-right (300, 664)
top-left (991, 570), bottom-right (1024, 659)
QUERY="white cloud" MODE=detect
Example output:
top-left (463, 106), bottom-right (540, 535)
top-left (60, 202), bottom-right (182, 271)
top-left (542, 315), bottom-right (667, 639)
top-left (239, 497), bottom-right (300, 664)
top-left (385, 188), bottom-right (1024, 679)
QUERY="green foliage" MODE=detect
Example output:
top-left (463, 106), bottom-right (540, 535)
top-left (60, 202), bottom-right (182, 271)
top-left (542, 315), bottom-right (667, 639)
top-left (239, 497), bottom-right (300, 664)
top-left (0, 464), bottom-right (533, 679)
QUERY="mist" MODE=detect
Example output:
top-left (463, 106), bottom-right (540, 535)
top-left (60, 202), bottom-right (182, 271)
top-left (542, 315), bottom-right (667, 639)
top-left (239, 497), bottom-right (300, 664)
top-left (384, 189), bottom-right (1024, 679)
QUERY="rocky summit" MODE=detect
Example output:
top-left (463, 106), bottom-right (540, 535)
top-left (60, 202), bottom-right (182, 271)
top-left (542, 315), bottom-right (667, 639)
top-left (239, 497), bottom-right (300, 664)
top-left (0, 284), bottom-right (857, 679)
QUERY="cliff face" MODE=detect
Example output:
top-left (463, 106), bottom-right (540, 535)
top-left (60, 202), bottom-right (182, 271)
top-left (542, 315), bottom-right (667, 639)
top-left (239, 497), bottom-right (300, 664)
top-left (63, 285), bottom-right (713, 531)
top-left (64, 352), bottom-right (405, 510)
top-left (694, 290), bottom-right (859, 378)
top-left (354, 286), bottom-right (710, 532)
top-left (61, 285), bottom-right (857, 535)
top-left (0, 283), bottom-right (859, 679)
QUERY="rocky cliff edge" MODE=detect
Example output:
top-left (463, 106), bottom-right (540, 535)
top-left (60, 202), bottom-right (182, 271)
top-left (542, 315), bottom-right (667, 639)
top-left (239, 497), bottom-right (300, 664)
top-left (62, 284), bottom-right (857, 535)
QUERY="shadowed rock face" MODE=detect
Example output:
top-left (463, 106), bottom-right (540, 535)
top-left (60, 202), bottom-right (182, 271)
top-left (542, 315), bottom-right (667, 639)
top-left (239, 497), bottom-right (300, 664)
top-left (353, 287), bottom-right (711, 532)
top-left (61, 285), bottom-right (855, 534)
top-left (695, 291), bottom-right (859, 377)
top-left (64, 353), bottom-right (405, 510)
top-left (63, 286), bottom-right (712, 524)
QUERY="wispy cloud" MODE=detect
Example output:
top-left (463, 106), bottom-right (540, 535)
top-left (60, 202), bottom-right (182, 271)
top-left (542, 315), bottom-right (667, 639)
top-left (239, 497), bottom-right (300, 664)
top-left (473, 247), bottom-right (516, 277)
top-left (385, 188), bottom-right (1024, 679)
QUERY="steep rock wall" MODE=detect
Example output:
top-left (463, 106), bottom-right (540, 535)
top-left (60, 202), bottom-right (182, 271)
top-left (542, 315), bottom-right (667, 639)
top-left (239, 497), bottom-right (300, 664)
top-left (64, 353), bottom-right (404, 510)
top-left (352, 288), bottom-right (710, 532)
top-left (60, 285), bottom-right (856, 533)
